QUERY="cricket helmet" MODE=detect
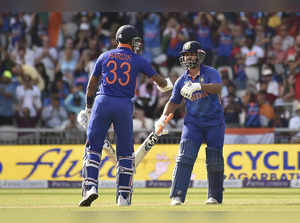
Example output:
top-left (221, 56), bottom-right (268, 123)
top-left (115, 25), bottom-right (143, 53)
top-left (179, 41), bottom-right (206, 69)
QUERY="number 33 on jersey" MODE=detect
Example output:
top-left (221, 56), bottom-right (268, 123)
top-left (105, 60), bottom-right (131, 86)
top-left (91, 44), bottom-right (156, 98)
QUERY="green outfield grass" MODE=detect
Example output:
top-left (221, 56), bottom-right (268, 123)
top-left (0, 188), bottom-right (300, 223)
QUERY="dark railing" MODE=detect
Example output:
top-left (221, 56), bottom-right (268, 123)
top-left (0, 127), bottom-right (299, 145)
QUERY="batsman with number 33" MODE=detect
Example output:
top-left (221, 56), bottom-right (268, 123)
top-left (76, 25), bottom-right (173, 207)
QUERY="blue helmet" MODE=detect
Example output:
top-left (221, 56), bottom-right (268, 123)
top-left (115, 25), bottom-right (143, 53)
top-left (179, 41), bottom-right (206, 69)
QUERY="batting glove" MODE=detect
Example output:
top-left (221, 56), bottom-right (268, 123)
top-left (103, 138), bottom-right (117, 164)
top-left (77, 108), bottom-right (92, 130)
top-left (154, 115), bottom-right (168, 136)
top-left (180, 81), bottom-right (202, 100)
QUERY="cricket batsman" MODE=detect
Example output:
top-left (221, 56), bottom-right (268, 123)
top-left (77, 25), bottom-right (173, 207)
top-left (155, 41), bottom-right (225, 205)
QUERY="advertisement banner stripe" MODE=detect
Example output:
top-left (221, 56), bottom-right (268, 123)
top-left (242, 180), bottom-right (290, 188)
top-left (0, 180), bottom-right (48, 188)
top-left (0, 145), bottom-right (299, 182)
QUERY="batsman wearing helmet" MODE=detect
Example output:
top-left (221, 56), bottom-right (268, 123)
top-left (155, 40), bottom-right (225, 205)
top-left (77, 25), bottom-right (173, 207)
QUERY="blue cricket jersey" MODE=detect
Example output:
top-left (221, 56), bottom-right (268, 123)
top-left (91, 45), bottom-right (156, 98)
top-left (170, 65), bottom-right (225, 127)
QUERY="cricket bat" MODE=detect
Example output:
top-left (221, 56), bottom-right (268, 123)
top-left (135, 113), bottom-right (174, 167)
top-left (102, 113), bottom-right (174, 166)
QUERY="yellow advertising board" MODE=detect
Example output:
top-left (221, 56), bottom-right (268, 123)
top-left (0, 145), bottom-right (299, 181)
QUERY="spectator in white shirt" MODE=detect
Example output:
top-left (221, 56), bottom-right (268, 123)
top-left (241, 35), bottom-right (265, 66)
top-left (288, 104), bottom-right (300, 143)
top-left (241, 35), bottom-right (264, 86)
top-left (16, 75), bottom-right (42, 118)
top-left (34, 35), bottom-right (58, 81)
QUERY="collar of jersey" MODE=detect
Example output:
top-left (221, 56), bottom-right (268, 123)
top-left (187, 70), bottom-right (201, 81)
top-left (186, 64), bottom-right (205, 81)
top-left (118, 43), bottom-right (133, 51)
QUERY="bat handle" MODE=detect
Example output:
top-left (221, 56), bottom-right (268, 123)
top-left (156, 113), bottom-right (174, 135)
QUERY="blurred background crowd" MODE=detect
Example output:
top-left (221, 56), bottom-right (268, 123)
top-left (0, 12), bottom-right (299, 143)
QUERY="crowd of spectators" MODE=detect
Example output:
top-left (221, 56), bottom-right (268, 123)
top-left (0, 12), bottom-right (299, 143)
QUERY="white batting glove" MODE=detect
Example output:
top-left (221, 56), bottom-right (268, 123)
top-left (156, 78), bottom-right (173, 92)
top-left (154, 115), bottom-right (168, 136)
top-left (77, 108), bottom-right (92, 130)
top-left (103, 138), bottom-right (117, 164)
top-left (180, 81), bottom-right (202, 100)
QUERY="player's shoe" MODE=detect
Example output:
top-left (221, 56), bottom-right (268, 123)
top-left (117, 195), bottom-right (130, 206)
top-left (79, 186), bottom-right (98, 207)
top-left (170, 197), bottom-right (183, 206)
top-left (205, 197), bottom-right (220, 205)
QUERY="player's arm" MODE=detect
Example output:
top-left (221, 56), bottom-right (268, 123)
top-left (86, 75), bottom-right (101, 109)
top-left (155, 77), bottom-right (182, 135)
top-left (162, 100), bottom-right (180, 116)
top-left (77, 55), bottom-right (103, 129)
top-left (151, 74), bottom-right (173, 93)
top-left (151, 74), bottom-right (167, 87)
top-left (201, 68), bottom-right (223, 95)
top-left (155, 100), bottom-right (180, 136)
top-left (181, 82), bottom-right (222, 100)
top-left (181, 69), bottom-right (222, 100)
top-left (201, 83), bottom-right (222, 95)
top-left (139, 58), bottom-right (173, 93)
top-left (77, 75), bottom-right (100, 129)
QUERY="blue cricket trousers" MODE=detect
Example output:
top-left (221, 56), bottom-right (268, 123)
top-left (87, 95), bottom-right (134, 157)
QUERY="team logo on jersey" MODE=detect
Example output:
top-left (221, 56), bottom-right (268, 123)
top-left (200, 77), bottom-right (204, 83)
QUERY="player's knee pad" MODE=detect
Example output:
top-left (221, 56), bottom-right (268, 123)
top-left (116, 155), bottom-right (135, 203)
top-left (206, 147), bottom-right (224, 172)
top-left (82, 144), bottom-right (102, 191)
top-left (176, 139), bottom-right (199, 166)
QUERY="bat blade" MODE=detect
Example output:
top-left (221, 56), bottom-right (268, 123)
top-left (135, 132), bottom-right (159, 167)
top-left (135, 113), bottom-right (174, 167)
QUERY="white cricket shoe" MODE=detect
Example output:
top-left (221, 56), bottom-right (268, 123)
top-left (205, 197), bottom-right (220, 205)
top-left (117, 195), bottom-right (130, 206)
top-left (79, 186), bottom-right (98, 207)
top-left (170, 197), bottom-right (183, 206)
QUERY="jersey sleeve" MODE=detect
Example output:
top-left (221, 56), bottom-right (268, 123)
top-left (170, 77), bottom-right (184, 104)
top-left (208, 68), bottom-right (222, 84)
top-left (138, 56), bottom-right (156, 78)
top-left (91, 53), bottom-right (104, 78)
